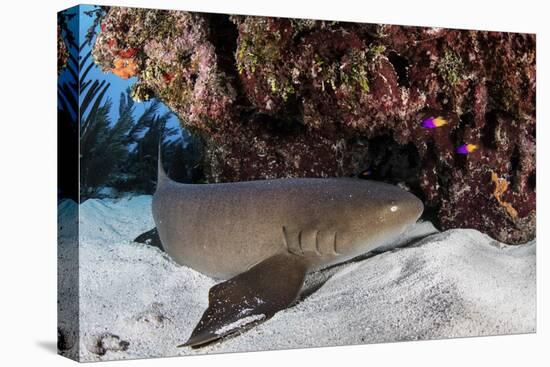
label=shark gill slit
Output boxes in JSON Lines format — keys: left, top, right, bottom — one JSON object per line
{"left": 282, "top": 226, "right": 290, "bottom": 253}
{"left": 314, "top": 230, "right": 321, "bottom": 256}
{"left": 282, "top": 226, "right": 298, "bottom": 255}
{"left": 333, "top": 232, "right": 340, "bottom": 255}
{"left": 298, "top": 230, "right": 305, "bottom": 255}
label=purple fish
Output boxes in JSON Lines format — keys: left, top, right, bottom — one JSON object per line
{"left": 422, "top": 116, "right": 448, "bottom": 129}
{"left": 456, "top": 144, "right": 478, "bottom": 155}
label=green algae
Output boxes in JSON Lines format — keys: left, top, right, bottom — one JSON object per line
{"left": 437, "top": 51, "right": 464, "bottom": 86}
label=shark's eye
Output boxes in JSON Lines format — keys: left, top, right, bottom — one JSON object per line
{"left": 390, "top": 205, "right": 398, "bottom": 212}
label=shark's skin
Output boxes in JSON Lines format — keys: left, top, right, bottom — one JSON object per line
{"left": 152, "top": 155, "right": 424, "bottom": 347}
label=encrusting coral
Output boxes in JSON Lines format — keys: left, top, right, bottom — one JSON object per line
{"left": 93, "top": 8, "right": 237, "bottom": 137}
{"left": 491, "top": 171, "right": 519, "bottom": 220}
{"left": 93, "top": 8, "right": 536, "bottom": 244}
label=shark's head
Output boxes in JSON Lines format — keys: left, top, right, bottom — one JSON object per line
{"left": 375, "top": 188, "right": 424, "bottom": 230}
{"left": 333, "top": 180, "right": 424, "bottom": 260}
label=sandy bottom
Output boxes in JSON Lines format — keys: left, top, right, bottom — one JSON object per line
{"left": 57, "top": 195, "right": 536, "bottom": 362}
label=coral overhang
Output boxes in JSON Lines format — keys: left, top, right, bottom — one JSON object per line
{"left": 93, "top": 8, "right": 536, "bottom": 244}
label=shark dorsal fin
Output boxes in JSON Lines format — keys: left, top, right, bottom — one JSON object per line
{"left": 157, "top": 142, "right": 169, "bottom": 189}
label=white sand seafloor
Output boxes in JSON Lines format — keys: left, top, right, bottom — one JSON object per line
{"left": 57, "top": 195, "right": 536, "bottom": 362}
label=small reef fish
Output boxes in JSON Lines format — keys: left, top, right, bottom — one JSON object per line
{"left": 421, "top": 116, "right": 448, "bottom": 129}
{"left": 359, "top": 169, "right": 372, "bottom": 178}
{"left": 456, "top": 144, "right": 478, "bottom": 155}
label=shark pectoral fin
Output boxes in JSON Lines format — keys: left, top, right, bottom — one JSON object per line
{"left": 179, "top": 253, "right": 308, "bottom": 348}
{"left": 133, "top": 227, "right": 164, "bottom": 251}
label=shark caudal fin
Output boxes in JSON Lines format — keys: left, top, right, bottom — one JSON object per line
{"left": 157, "top": 141, "right": 169, "bottom": 189}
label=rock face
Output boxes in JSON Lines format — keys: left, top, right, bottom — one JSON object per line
{"left": 93, "top": 8, "right": 536, "bottom": 244}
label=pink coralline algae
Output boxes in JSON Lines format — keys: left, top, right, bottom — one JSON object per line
{"left": 93, "top": 9, "right": 536, "bottom": 244}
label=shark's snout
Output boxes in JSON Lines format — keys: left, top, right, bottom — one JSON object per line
{"left": 403, "top": 194, "right": 424, "bottom": 223}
